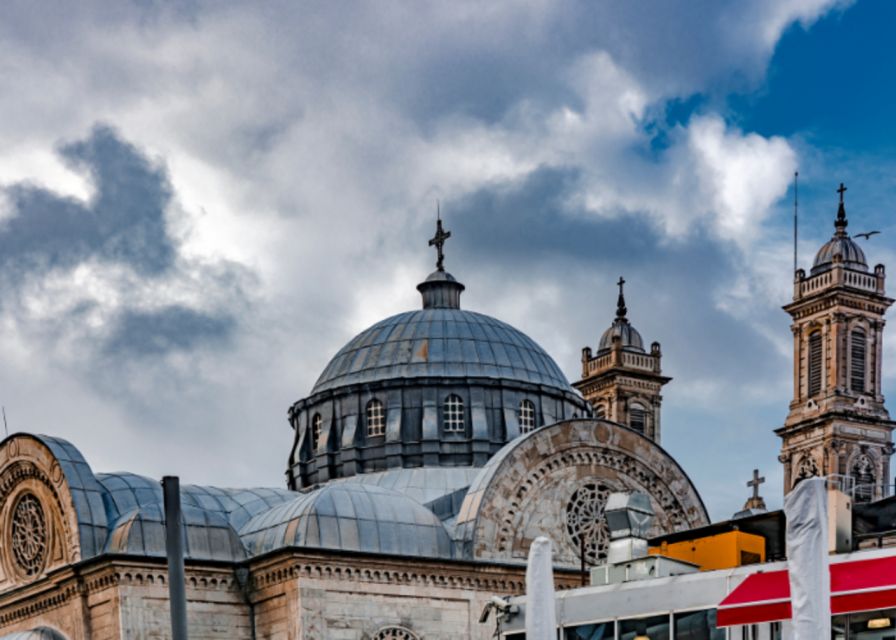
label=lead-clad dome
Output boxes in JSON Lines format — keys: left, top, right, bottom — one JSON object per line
{"left": 311, "top": 308, "right": 571, "bottom": 394}
{"left": 811, "top": 187, "right": 868, "bottom": 275}
{"left": 288, "top": 222, "right": 588, "bottom": 489}
{"left": 812, "top": 236, "right": 867, "bottom": 274}
{"left": 598, "top": 319, "right": 644, "bottom": 352}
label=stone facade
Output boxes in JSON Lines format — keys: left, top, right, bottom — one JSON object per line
{"left": 776, "top": 196, "right": 895, "bottom": 500}
{"left": 575, "top": 280, "right": 670, "bottom": 442}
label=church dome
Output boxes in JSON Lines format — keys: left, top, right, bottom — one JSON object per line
{"left": 811, "top": 186, "right": 868, "bottom": 275}
{"left": 598, "top": 319, "right": 644, "bottom": 353}
{"left": 812, "top": 236, "right": 867, "bottom": 274}
{"left": 288, "top": 220, "right": 588, "bottom": 489}
{"left": 311, "top": 307, "right": 571, "bottom": 394}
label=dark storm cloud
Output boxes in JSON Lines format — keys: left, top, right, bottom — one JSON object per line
{"left": 448, "top": 165, "right": 787, "bottom": 385}
{"left": 1, "top": 125, "right": 174, "bottom": 277}
{"left": 103, "top": 305, "right": 236, "bottom": 357}
{"left": 0, "top": 125, "right": 248, "bottom": 362}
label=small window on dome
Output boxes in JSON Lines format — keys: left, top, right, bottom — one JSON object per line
{"left": 443, "top": 394, "right": 465, "bottom": 433}
{"left": 367, "top": 399, "right": 385, "bottom": 437}
{"left": 310, "top": 413, "right": 322, "bottom": 451}
{"left": 519, "top": 399, "right": 536, "bottom": 433}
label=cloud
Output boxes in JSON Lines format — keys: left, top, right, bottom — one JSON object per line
{"left": 0, "top": 1, "right": 864, "bottom": 517}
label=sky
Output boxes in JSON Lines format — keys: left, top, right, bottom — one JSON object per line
{"left": 0, "top": 0, "right": 894, "bottom": 521}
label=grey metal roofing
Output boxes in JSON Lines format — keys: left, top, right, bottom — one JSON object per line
{"left": 239, "top": 483, "right": 454, "bottom": 558}
{"left": 311, "top": 308, "right": 572, "bottom": 394}
{"left": 331, "top": 467, "right": 481, "bottom": 506}
{"left": 812, "top": 234, "right": 868, "bottom": 274}
{"left": 97, "top": 472, "right": 296, "bottom": 561}
{"left": 30, "top": 434, "right": 109, "bottom": 559}
{"left": 0, "top": 629, "right": 68, "bottom": 640}
{"left": 598, "top": 318, "right": 644, "bottom": 353}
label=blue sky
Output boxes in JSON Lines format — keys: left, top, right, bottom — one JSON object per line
{"left": 0, "top": 1, "right": 892, "bottom": 520}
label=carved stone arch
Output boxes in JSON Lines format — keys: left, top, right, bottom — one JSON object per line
{"left": 0, "top": 434, "right": 105, "bottom": 591}
{"left": 457, "top": 419, "right": 708, "bottom": 568}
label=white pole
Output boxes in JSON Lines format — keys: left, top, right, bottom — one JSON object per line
{"left": 525, "top": 536, "right": 557, "bottom": 640}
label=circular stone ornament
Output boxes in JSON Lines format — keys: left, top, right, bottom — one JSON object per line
{"left": 11, "top": 493, "right": 48, "bottom": 577}
{"left": 565, "top": 482, "right": 612, "bottom": 564}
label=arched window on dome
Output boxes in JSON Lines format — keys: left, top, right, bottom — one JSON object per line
{"left": 367, "top": 399, "right": 385, "bottom": 437}
{"left": 629, "top": 402, "right": 647, "bottom": 434}
{"left": 808, "top": 331, "right": 823, "bottom": 397}
{"left": 310, "top": 413, "right": 322, "bottom": 451}
{"left": 851, "top": 328, "right": 867, "bottom": 394}
{"left": 443, "top": 394, "right": 465, "bottom": 433}
{"left": 518, "top": 399, "right": 536, "bottom": 433}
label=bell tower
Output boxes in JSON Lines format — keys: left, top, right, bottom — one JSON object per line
{"left": 575, "top": 277, "right": 671, "bottom": 442}
{"left": 776, "top": 184, "right": 895, "bottom": 500}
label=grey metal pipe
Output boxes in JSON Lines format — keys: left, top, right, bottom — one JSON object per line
{"left": 163, "top": 475, "right": 189, "bottom": 640}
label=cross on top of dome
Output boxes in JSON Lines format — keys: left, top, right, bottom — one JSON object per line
{"left": 428, "top": 209, "right": 451, "bottom": 272}
{"left": 835, "top": 182, "right": 848, "bottom": 234}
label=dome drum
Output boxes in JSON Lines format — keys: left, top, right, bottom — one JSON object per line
{"left": 289, "top": 377, "right": 585, "bottom": 489}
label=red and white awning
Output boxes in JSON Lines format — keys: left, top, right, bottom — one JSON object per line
{"left": 717, "top": 555, "right": 896, "bottom": 627}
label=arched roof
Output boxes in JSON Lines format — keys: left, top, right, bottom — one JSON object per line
{"left": 812, "top": 235, "right": 867, "bottom": 274}
{"left": 310, "top": 308, "right": 572, "bottom": 394}
{"left": 239, "top": 483, "right": 454, "bottom": 558}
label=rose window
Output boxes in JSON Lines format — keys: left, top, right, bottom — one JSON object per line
{"left": 372, "top": 627, "right": 419, "bottom": 640}
{"left": 565, "top": 483, "right": 611, "bottom": 565}
{"left": 11, "top": 493, "right": 48, "bottom": 577}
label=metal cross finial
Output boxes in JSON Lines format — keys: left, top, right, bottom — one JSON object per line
{"left": 837, "top": 182, "right": 847, "bottom": 204}
{"left": 615, "top": 276, "right": 627, "bottom": 319}
{"left": 747, "top": 468, "right": 765, "bottom": 500}
{"left": 429, "top": 212, "right": 451, "bottom": 272}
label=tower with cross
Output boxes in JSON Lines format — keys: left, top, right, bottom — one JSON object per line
{"left": 743, "top": 469, "right": 767, "bottom": 511}
{"left": 777, "top": 182, "right": 895, "bottom": 500}
{"left": 574, "top": 276, "right": 671, "bottom": 443}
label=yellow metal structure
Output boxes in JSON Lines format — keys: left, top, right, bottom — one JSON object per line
{"left": 649, "top": 530, "right": 766, "bottom": 571}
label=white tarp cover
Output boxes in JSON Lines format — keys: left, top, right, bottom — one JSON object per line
{"left": 525, "top": 536, "right": 557, "bottom": 640}
{"left": 784, "top": 477, "right": 830, "bottom": 640}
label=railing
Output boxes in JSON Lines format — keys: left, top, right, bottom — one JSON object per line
{"left": 798, "top": 268, "right": 879, "bottom": 298}
{"left": 585, "top": 351, "right": 658, "bottom": 375}
{"left": 826, "top": 474, "right": 892, "bottom": 503}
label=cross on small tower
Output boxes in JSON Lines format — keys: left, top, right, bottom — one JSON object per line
{"left": 429, "top": 212, "right": 451, "bottom": 272}
{"left": 747, "top": 468, "right": 765, "bottom": 500}
{"left": 615, "top": 276, "right": 627, "bottom": 319}
{"left": 837, "top": 182, "right": 848, "bottom": 204}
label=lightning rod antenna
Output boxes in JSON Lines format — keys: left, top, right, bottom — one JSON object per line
{"left": 793, "top": 171, "right": 799, "bottom": 274}
{"left": 2, "top": 407, "right": 7, "bottom": 438}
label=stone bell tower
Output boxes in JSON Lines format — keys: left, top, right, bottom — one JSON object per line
{"left": 575, "top": 277, "right": 671, "bottom": 443}
{"left": 776, "top": 184, "right": 895, "bottom": 500}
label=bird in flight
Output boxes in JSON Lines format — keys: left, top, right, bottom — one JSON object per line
{"left": 855, "top": 231, "right": 881, "bottom": 240}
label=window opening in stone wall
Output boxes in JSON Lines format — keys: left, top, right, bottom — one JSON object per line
{"left": 852, "top": 453, "right": 876, "bottom": 503}
{"left": 594, "top": 404, "right": 606, "bottom": 419}
{"left": 629, "top": 402, "right": 647, "bottom": 433}
{"left": 851, "top": 328, "right": 866, "bottom": 393}
{"left": 371, "top": 627, "right": 419, "bottom": 640}
{"left": 808, "top": 331, "right": 823, "bottom": 397}
{"left": 311, "top": 413, "right": 322, "bottom": 451}
{"left": 519, "top": 399, "right": 536, "bottom": 433}
{"left": 444, "top": 394, "right": 465, "bottom": 432}
{"left": 367, "top": 399, "right": 385, "bottom": 437}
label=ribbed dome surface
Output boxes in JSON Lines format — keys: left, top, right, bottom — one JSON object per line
{"left": 311, "top": 308, "right": 571, "bottom": 394}
{"left": 598, "top": 319, "right": 644, "bottom": 352}
{"left": 812, "top": 236, "right": 868, "bottom": 274}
